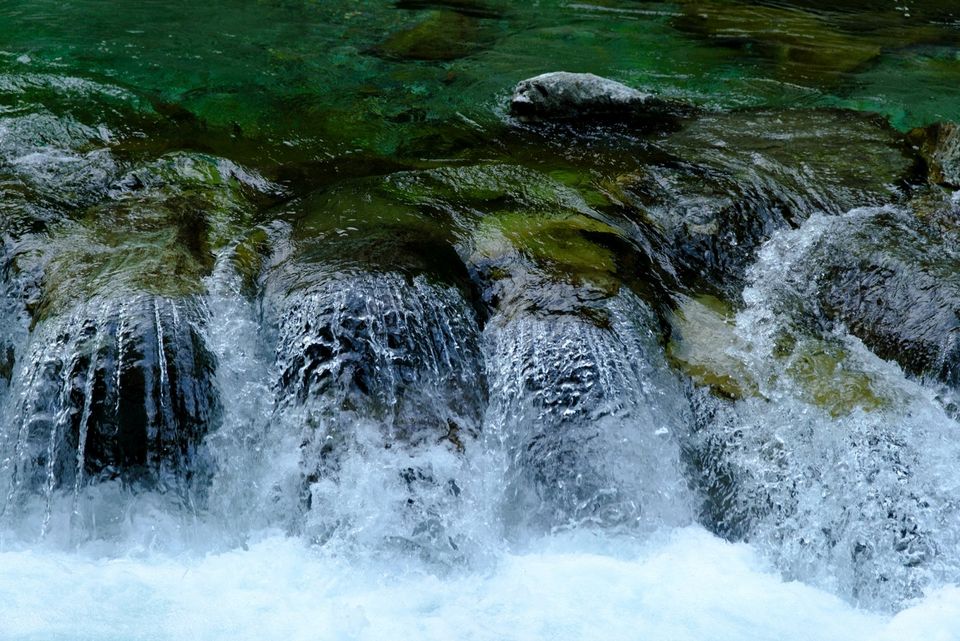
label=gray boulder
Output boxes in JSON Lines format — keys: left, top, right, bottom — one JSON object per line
{"left": 509, "top": 71, "right": 672, "bottom": 121}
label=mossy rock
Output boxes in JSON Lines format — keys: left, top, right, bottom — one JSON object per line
{"left": 473, "top": 210, "right": 624, "bottom": 294}
{"left": 26, "top": 153, "right": 268, "bottom": 321}
{"left": 35, "top": 198, "right": 213, "bottom": 320}
{"left": 384, "top": 163, "right": 595, "bottom": 216}
{"left": 374, "top": 10, "right": 491, "bottom": 61}
{"left": 908, "top": 121, "right": 960, "bottom": 189}
{"left": 667, "top": 295, "right": 758, "bottom": 400}
{"left": 284, "top": 178, "right": 465, "bottom": 285}
{"left": 783, "top": 337, "right": 890, "bottom": 417}
{"left": 668, "top": 295, "right": 893, "bottom": 415}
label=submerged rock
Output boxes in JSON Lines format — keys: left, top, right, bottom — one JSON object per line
{"left": 375, "top": 9, "right": 491, "bottom": 61}
{"left": 673, "top": 0, "right": 882, "bottom": 84}
{"left": 667, "top": 295, "right": 892, "bottom": 416}
{"left": 509, "top": 72, "right": 689, "bottom": 124}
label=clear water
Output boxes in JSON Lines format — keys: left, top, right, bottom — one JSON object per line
{"left": 1, "top": 0, "right": 959, "bottom": 638}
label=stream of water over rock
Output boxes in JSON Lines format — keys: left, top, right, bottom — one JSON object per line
{"left": 1, "top": 1, "right": 960, "bottom": 639}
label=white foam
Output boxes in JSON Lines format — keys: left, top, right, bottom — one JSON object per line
{"left": 2, "top": 526, "right": 956, "bottom": 641}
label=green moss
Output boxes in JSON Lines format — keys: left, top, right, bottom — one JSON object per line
{"left": 385, "top": 164, "right": 593, "bottom": 215}
{"left": 31, "top": 153, "right": 265, "bottom": 320}
{"left": 474, "top": 211, "right": 624, "bottom": 292}
{"left": 784, "top": 339, "right": 891, "bottom": 417}
{"left": 668, "top": 296, "right": 894, "bottom": 415}
{"left": 667, "top": 295, "right": 759, "bottom": 400}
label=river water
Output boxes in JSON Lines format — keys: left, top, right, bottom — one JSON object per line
{"left": 1, "top": 1, "right": 959, "bottom": 639}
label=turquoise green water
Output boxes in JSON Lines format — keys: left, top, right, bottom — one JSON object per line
{"left": 2, "top": 0, "right": 957, "bottom": 171}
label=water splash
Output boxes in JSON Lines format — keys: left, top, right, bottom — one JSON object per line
{"left": 0, "top": 294, "right": 219, "bottom": 545}
{"left": 484, "top": 291, "right": 693, "bottom": 537}
{"left": 261, "top": 264, "right": 489, "bottom": 560}
{"left": 684, "top": 209, "right": 960, "bottom": 610}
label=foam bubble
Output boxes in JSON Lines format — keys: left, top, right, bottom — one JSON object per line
{"left": 3, "top": 526, "right": 955, "bottom": 641}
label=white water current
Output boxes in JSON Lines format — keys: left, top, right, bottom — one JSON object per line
{"left": 0, "top": 114, "right": 958, "bottom": 640}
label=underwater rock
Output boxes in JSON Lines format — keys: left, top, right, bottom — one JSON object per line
{"left": 375, "top": 10, "right": 489, "bottom": 61}
{"left": 612, "top": 108, "right": 916, "bottom": 294}
{"left": 909, "top": 121, "right": 960, "bottom": 189}
{"left": 0, "top": 112, "right": 121, "bottom": 210}
{"left": 667, "top": 295, "right": 891, "bottom": 416}
{"left": 673, "top": 0, "right": 882, "bottom": 84}
{"left": 509, "top": 72, "right": 689, "bottom": 124}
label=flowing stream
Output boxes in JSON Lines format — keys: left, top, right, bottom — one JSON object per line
{"left": 1, "top": 1, "right": 960, "bottom": 639}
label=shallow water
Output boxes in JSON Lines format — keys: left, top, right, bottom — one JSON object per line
{"left": 1, "top": 0, "right": 960, "bottom": 638}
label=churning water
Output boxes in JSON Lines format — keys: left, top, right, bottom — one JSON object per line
{"left": 2, "top": 0, "right": 960, "bottom": 638}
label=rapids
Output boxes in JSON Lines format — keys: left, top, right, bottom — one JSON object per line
{"left": 1, "top": 0, "right": 960, "bottom": 639}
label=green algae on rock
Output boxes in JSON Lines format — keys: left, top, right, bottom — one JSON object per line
{"left": 667, "top": 295, "right": 757, "bottom": 400}
{"left": 667, "top": 295, "right": 893, "bottom": 416}
{"left": 22, "top": 153, "right": 272, "bottom": 322}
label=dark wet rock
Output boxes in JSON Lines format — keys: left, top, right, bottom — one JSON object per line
{"left": 741, "top": 206, "right": 960, "bottom": 387}
{"left": 908, "top": 121, "right": 960, "bottom": 189}
{"left": 509, "top": 71, "right": 689, "bottom": 124}
{"left": 1, "top": 295, "right": 219, "bottom": 497}
{"left": 612, "top": 108, "right": 917, "bottom": 295}
{"left": 816, "top": 210, "right": 960, "bottom": 385}
{"left": 254, "top": 185, "right": 486, "bottom": 551}
{"left": 379, "top": 164, "right": 692, "bottom": 532}
{"left": 264, "top": 180, "right": 484, "bottom": 442}
{"left": 0, "top": 151, "right": 271, "bottom": 504}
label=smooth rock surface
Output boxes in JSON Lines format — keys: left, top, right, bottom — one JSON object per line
{"left": 510, "top": 72, "right": 658, "bottom": 121}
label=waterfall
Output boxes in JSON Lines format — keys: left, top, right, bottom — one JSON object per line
{"left": 484, "top": 291, "right": 693, "bottom": 537}
{"left": 0, "top": 294, "right": 219, "bottom": 545}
